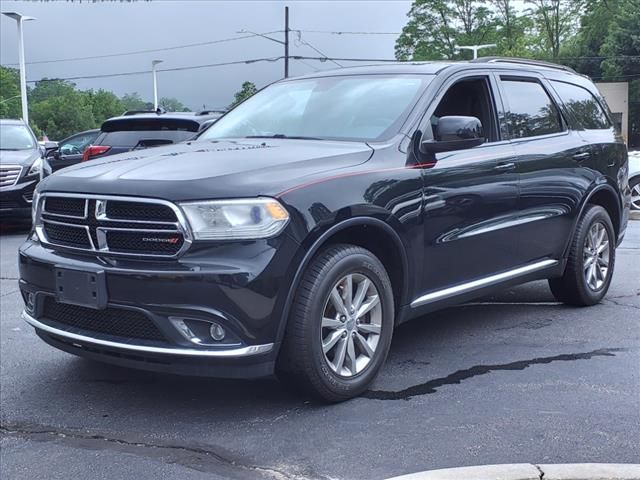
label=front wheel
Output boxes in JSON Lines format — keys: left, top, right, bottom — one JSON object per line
{"left": 276, "top": 244, "right": 394, "bottom": 402}
{"left": 549, "top": 205, "right": 615, "bottom": 306}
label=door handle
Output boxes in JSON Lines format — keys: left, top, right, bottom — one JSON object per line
{"left": 573, "top": 151, "right": 591, "bottom": 162}
{"left": 494, "top": 162, "right": 516, "bottom": 171}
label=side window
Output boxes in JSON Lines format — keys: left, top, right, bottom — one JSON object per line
{"left": 550, "top": 80, "right": 611, "bottom": 129}
{"left": 501, "top": 79, "right": 564, "bottom": 139}
{"left": 431, "top": 77, "right": 498, "bottom": 142}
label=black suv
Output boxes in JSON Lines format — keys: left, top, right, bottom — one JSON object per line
{"left": 19, "top": 59, "right": 631, "bottom": 402}
{"left": 80, "top": 110, "right": 223, "bottom": 162}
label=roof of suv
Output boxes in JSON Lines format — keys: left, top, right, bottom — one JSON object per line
{"left": 290, "top": 57, "right": 581, "bottom": 80}
{"left": 100, "top": 110, "right": 223, "bottom": 133}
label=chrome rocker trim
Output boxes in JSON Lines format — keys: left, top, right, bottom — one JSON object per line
{"left": 22, "top": 311, "right": 274, "bottom": 358}
{"left": 411, "top": 259, "right": 559, "bottom": 308}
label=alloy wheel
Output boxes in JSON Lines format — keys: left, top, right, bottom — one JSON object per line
{"left": 583, "top": 221, "right": 610, "bottom": 291}
{"left": 321, "top": 273, "right": 382, "bottom": 377}
{"left": 631, "top": 183, "right": 640, "bottom": 211}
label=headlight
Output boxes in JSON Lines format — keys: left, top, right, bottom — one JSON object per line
{"left": 27, "top": 157, "right": 43, "bottom": 178}
{"left": 31, "top": 191, "right": 40, "bottom": 225}
{"left": 179, "top": 198, "right": 290, "bottom": 240}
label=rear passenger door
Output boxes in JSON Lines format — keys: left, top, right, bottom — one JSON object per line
{"left": 496, "top": 73, "right": 589, "bottom": 264}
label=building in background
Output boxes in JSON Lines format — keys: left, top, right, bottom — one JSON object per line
{"left": 596, "top": 82, "right": 629, "bottom": 145}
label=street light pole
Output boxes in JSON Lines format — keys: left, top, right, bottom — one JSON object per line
{"left": 455, "top": 44, "right": 497, "bottom": 60}
{"left": 2, "top": 11, "right": 36, "bottom": 124}
{"left": 151, "top": 60, "right": 163, "bottom": 110}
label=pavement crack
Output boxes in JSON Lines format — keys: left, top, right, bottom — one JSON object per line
{"left": 604, "top": 298, "right": 640, "bottom": 309}
{"left": 0, "top": 423, "right": 322, "bottom": 479}
{"left": 364, "top": 348, "right": 625, "bottom": 401}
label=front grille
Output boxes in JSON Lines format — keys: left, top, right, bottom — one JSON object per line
{"left": 44, "top": 222, "right": 91, "bottom": 248}
{"left": 106, "top": 230, "right": 184, "bottom": 255}
{"left": 44, "top": 196, "right": 86, "bottom": 217}
{"left": 42, "top": 297, "right": 166, "bottom": 342}
{"left": 106, "top": 201, "right": 177, "bottom": 222}
{"left": 36, "top": 194, "right": 189, "bottom": 257}
{"left": 0, "top": 165, "right": 22, "bottom": 188}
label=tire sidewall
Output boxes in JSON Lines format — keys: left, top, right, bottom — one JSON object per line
{"left": 306, "top": 251, "right": 394, "bottom": 398}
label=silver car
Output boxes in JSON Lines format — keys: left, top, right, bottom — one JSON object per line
{"left": 629, "top": 150, "right": 640, "bottom": 212}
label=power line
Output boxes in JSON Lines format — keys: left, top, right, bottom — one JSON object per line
{"left": 294, "top": 31, "right": 343, "bottom": 68}
{"left": 25, "top": 57, "right": 285, "bottom": 83}
{"left": 293, "top": 29, "right": 402, "bottom": 35}
{"left": 4, "top": 31, "right": 284, "bottom": 66}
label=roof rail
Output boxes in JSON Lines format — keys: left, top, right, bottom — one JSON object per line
{"left": 197, "top": 109, "right": 226, "bottom": 116}
{"left": 471, "top": 56, "right": 576, "bottom": 73}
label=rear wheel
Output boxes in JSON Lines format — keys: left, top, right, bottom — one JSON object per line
{"left": 549, "top": 205, "right": 615, "bottom": 306}
{"left": 276, "top": 244, "right": 394, "bottom": 402}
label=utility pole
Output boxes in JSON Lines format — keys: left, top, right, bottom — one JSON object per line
{"left": 284, "top": 6, "right": 289, "bottom": 78}
{"left": 455, "top": 44, "right": 497, "bottom": 60}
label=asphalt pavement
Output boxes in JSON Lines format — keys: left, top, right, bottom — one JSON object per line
{"left": 1, "top": 221, "right": 639, "bottom": 480}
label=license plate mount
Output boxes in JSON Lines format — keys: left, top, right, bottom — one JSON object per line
{"left": 54, "top": 267, "right": 107, "bottom": 309}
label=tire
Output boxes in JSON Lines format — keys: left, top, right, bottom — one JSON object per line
{"left": 549, "top": 205, "right": 615, "bottom": 306}
{"left": 276, "top": 244, "right": 394, "bottom": 402}
{"left": 630, "top": 176, "right": 640, "bottom": 212}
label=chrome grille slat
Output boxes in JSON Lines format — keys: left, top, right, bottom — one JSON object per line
{"left": 0, "top": 165, "right": 23, "bottom": 188}
{"left": 35, "top": 193, "right": 192, "bottom": 258}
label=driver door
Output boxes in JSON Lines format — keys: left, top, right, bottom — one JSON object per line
{"left": 417, "top": 73, "right": 521, "bottom": 299}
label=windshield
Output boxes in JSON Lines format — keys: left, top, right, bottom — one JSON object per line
{"left": 0, "top": 124, "right": 37, "bottom": 150}
{"left": 200, "top": 75, "right": 431, "bottom": 142}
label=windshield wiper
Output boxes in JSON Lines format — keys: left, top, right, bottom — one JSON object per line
{"left": 245, "top": 134, "right": 323, "bottom": 140}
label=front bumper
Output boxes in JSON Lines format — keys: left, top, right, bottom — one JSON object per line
{"left": 18, "top": 234, "right": 301, "bottom": 378}
{"left": 0, "top": 179, "right": 37, "bottom": 219}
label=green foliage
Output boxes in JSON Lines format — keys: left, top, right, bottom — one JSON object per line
{"left": 159, "top": 97, "right": 188, "bottom": 112}
{"left": 0, "top": 67, "right": 22, "bottom": 119}
{"left": 228, "top": 81, "right": 257, "bottom": 109}
{"left": 30, "top": 92, "right": 96, "bottom": 140}
{"left": 120, "top": 92, "right": 152, "bottom": 111}
{"left": 86, "top": 89, "right": 125, "bottom": 123}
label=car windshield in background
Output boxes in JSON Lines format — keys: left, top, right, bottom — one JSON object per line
{"left": 200, "top": 75, "right": 432, "bottom": 142}
{"left": 0, "top": 124, "right": 36, "bottom": 150}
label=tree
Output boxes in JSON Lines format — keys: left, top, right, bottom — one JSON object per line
{"left": 228, "top": 81, "right": 257, "bottom": 109}
{"left": 87, "top": 89, "right": 125, "bottom": 123}
{"left": 120, "top": 92, "right": 152, "bottom": 111}
{"left": 29, "top": 79, "right": 77, "bottom": 104}
{"left": 159, "top": 97, "right": 188, "bottom": 112}
{"left": 491, "top": 0, "right": 535, "bottom": 57}
{"left": 30, "top": 92, "right": 95, "bottom": 140}
{"left": 0, "top": 66, "right": 21, "bottom": 119}
{"left": 525, "top": 0, "right": 584, "bottom": 60}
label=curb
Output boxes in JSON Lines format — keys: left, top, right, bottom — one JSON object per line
{"left": 386, "top": 463, "right": 640, "bottom": 480}
{"left": 630, "top": 211, "right": 640, "bottom": 221}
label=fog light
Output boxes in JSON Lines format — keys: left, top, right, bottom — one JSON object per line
{"left": 209, "top": 322, "right": 226, "bottom": 341}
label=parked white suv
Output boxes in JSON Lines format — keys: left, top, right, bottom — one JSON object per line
{"left": 629, "top": 150, "right": 640, "bottom": 212}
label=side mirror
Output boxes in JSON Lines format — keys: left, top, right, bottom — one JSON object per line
{"left": 44, "top": 141, "right": 59, "bottom": 157}
{"left": 421, "top": 116, "right": 485, "bottom": 153}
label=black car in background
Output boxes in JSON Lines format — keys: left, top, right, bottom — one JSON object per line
{"left": 81, "top": 110, "right": 223, "bottom": 162}
{"left": 0, "top": 119, "right": 53, "bottom": 220}
{"left": 19, "top": 59, "right": 630, "bottom": 401}
{"left": 46, "top": 129, "right": 100, "bottom": 172}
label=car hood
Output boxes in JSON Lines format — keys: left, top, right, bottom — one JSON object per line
{"left": 0, "top": 148, "right": 41, "bottom": 166}
{"left": 39, "top": 138, "right": 374, "bottom": 200}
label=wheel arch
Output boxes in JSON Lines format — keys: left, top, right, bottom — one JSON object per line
{"left": 566, "top": 183, "right": 622, "bottom": 259}
{"left": 274, "top": 217, "right": 410, "bottom": 348}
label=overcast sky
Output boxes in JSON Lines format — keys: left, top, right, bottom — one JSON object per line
{"left": 0, "top": 0, "right": 416, "bottom": 110}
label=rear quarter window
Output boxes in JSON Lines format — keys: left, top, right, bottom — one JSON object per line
{"left": 550, "top": 80, "right": 612, "bottom": 130}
